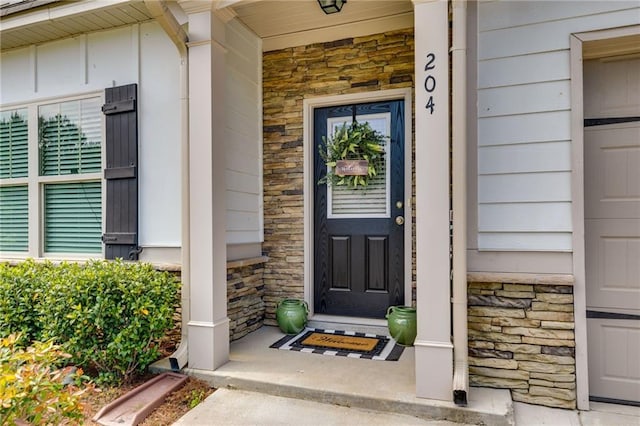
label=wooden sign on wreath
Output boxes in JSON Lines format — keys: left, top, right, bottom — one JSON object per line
{"left": 317, "top": 121, "right": 387, "bottom": 189}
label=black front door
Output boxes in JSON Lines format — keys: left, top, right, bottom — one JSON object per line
{"left": 314, "top": 100, "right": 405, "bottom": 318}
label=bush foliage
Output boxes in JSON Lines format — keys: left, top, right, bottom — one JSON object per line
{"left": 0, "top": 334, "right": 92, "bottom": 425}
{"left": 0, "top": 259, "right": 180, "bottom": 385}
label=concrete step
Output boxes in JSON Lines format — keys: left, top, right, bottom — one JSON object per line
{"left": 174, "top": 388, "right": 476, "bottom": 426}
{"left": 179, "top": 326, "right": 514, "bottom": 425}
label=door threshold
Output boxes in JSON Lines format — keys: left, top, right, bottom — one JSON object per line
{"left": 308, "top": 314, "right": 389, "bottom": 336}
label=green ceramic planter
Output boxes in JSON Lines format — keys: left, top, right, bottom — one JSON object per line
{"left": 386, "top": 305, "right": 417, "bottom": 346}
{"left": 276, "top": 299, "right": 309, "bottom": 335}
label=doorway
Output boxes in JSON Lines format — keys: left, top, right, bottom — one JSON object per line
{"left": 583, "top": 54, "right": 640, "bottom": 405}
{"left": 313, "top": 100, "right": 405, "bottom": 318}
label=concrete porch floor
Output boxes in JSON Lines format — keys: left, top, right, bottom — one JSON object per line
{"left": 178, "top": 325, "right": 514, "bottom": 425}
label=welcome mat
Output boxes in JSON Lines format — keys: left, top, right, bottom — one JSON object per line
{"left": 270, "top": 328, "right": 405, "bottom": 361}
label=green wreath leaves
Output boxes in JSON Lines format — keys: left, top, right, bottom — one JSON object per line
{"left": 317, "top": 121, "right": 387, "bottom": 189}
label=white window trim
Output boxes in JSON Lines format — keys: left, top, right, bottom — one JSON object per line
{"left": 0, "top": 91, "right": 105, "bottom": 260}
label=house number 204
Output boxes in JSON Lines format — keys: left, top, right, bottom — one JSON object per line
{"left": 424, "top": 53, "right": 436, "bottom": 114}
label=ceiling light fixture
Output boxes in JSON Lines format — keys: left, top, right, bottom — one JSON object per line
{"left": 317, "top": 0, "right": 346, "bottom": 15}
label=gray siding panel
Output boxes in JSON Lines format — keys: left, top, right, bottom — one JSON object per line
{"left": 475, "top": 1, "right": 640, "bottom": 252}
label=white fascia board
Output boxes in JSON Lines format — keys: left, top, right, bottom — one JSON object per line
{"left": 0, "top": 0, "right": 132, "bottom": 31}
{"left": 48, "top": 0, "right": 132, "bottom": 20}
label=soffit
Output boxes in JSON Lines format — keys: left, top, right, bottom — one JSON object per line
{"left": 583, "top": 33, "right": 640, "bottom": 60}
{"left": 0, "top": 0, "right": 153, "bottom": 51}
{"left": 1, "top": 0, "right": 415, "bottom": 52}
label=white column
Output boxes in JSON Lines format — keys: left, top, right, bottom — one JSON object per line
{"left": 413, "top": 0, "right": 453, "bottom": 401}
{"left": 186, "top": 9, "right": 229, "bottom": 371}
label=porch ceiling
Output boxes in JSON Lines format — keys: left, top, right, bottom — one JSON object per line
{"left": 231, "top": 0, "right": 412, "bottom": 38}
{"left": 228, "top": 0, "right": 413, "bottom": 51}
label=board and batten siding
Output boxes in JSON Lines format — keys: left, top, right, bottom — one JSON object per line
{"left": 0, "top": 22, "right": 182, "bottom": 253}
{"left": 225, "top": 19, "right": 264, "bottom": 247}
{"left": 476, "top": 0, "right": 640, "bottom": 251}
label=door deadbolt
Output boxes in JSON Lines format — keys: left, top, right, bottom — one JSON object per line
{"left": 395, "top": 216, "right": 405, "bottom": 226}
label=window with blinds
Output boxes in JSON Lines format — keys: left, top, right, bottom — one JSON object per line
{"left": 0, "top": 109, "right": 28, "bottom": 179}
{"left": 0, "top": 96, "right": 104, "bottom": 257}
{"left": 327, "top": 114, "right": 391, "bottom": 219}
{"left": 37, "top": 97, "right": 103, "bottom": 254}
{"left": 0, "top": 185, "right": 28, "bottom": 252}
{"left": 0, "top": 108, "right": 29, "bottom": 252}
{"left": 44, "top": 182, "right": 102, "bottom": 253}
{"left": 39, "top": 98, "right": 102, "bottom": 176}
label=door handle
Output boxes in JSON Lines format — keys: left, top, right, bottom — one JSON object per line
{"left": 395, "top": 216, "right": 405, "bottom": 226}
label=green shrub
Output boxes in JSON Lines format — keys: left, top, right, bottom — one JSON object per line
{"left": 0, "top": 334, "right": 92, "bottom": 426}
{"left": 0, "top": 260, "right": 51, "bottom": 343}
{"left": 0, "top": 259, "right": 180, "bottom": 385}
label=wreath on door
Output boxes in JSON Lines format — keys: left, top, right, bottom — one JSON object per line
{"left": 317, "top": 121, "right": 387, "bottom": 189}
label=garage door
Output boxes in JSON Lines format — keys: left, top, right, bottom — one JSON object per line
{"left": 584, "top": 56, "right": 640, "bottom": 405}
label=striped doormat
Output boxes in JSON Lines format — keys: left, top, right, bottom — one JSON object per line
{"left": 270, "top": 328, "right": 405, "bottom": 361}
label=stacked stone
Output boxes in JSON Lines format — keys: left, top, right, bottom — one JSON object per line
{"left": 262, "top": 29, "right": 416, "bottom": 324}
{"left": 227, "top": 262, "right": 266, "bottom": 341}
{"left": 467, "top": 281, "right": 576, "bottom": 409}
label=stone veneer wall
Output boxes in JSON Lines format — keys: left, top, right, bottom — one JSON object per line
{"left": 468, "top": 280, "right": 576, "bottom": 409}
{"left": 147, "top": 261, "right": 266, "bottom": 346}
{"left": 227, "top": 259, "right": 267, "bottom": 341}
{"left": 262, "top": 28, "right": 416, "bottom": 325}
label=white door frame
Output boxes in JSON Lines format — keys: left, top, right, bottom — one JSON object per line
{"left": 570, "top": 24, "right": 640, "bottom": 411}
{"left": 302, "top": 88, "right": 413, "bottom": 323}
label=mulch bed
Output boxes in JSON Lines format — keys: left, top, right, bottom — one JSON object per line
{"left": 82, "top": 310, "right": 214, "bottom": 425}
{"left": 83, "top": 374, "right": 214, "bottom": 426}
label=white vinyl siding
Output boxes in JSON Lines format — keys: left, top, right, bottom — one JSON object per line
{"left": 478, "top": 3, "right": 639, "bottom": 58}
{"left": 138, "top": 24, "right": 181, "bottom": 248}
{"left": 225, "top": 19, "right": 263, "bottom": 245}
{"left": 476, "top": 0, "right": 640, "bottom": 251}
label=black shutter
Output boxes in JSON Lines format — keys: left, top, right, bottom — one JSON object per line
{"left": 102, "top": 84, "right": 140, "bottom": 260}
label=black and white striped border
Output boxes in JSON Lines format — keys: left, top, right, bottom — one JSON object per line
{"left": 270, "top": 328, "right": 405, "bottom": 361}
